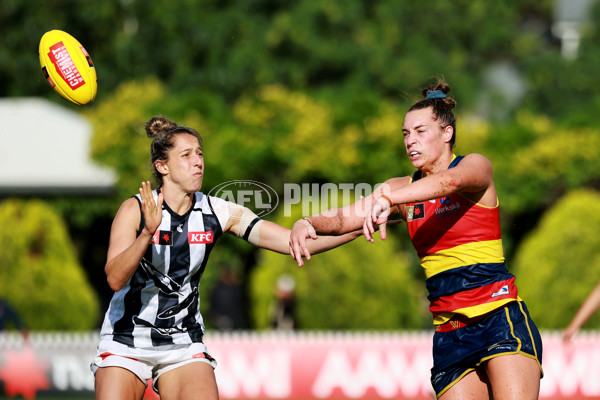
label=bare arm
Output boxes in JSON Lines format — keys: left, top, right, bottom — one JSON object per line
{"left": 388, "top": 154, "right": 493, "bottom": 204}
{"left": 105, "top": 182, "right": 164, "bottom": 291}
{"left": 254, "top": 220, "right": 362, "bottom": 267}
{"left": 223, "top": 203, "right": 362, "bottom": 267}
{"left": 364, "top": 154, "right": 495, "bottom": 241}
{"left": 288, "top": 179, "right": 407, "bottom": 265}
{"left": 563, "top": 281, "right": 600, "bottom": 342}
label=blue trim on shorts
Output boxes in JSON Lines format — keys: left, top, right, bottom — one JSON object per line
{"left": 430, "top": 301, "right": 543, "bottom": 397}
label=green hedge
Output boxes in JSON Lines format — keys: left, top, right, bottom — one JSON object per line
{"left": 513, "top": 189, "right": 600, "bottom": 330}
{"left": 0, "top": 199, "right": 99, "bottom": 330}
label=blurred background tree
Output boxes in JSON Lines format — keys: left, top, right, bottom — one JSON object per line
{"left": 0, "top": 199, "right": 99, "bottom": 330}
{"left": 513, "top": 189, "right": 600, "bottom": 330}
{"left": 1, "top": 0, "right": 600, "bottom": 331}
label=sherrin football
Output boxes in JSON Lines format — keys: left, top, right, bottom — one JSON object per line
{"left": 39, "top": 30, "right": 97, "bottom": 105}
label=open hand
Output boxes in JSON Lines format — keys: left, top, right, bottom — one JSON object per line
{"left": 139, "top": 181, "right": 164, "bottom": 236}
{"left": 289, "top": 219, "right": 318, "bottom": 267}
{"left": 363, "top": 197, "right": 391, "bottom": 242}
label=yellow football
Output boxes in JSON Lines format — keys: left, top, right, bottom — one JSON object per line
{"left": 39, "top": 30, "right": 97, "bottom": 105}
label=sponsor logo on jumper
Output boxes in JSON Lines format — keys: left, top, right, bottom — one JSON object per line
{"left": 48, "top": 41, "right": 85, "bottom": 89}
{"left": 151, "top": 230, "right": 173, "bottom": 245}
{"left": 435, "top": 201, "right": 461, "bottom": 217}
{"left": 188, "top": 231, "right": 214, "bottom": 244}
{"left": 491, "top": 284, "right": 510, "bottom": 298}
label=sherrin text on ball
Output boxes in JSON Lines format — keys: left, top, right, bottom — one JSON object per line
{"left": 39, "top": 30, "right": 97, "bottom": 105}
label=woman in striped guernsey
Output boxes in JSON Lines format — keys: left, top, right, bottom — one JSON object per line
{"left": 91, "top": 116, "right": 361, "bottom": 400}
{"left": 290, "top": 80, "right": 543, "bottom": 399}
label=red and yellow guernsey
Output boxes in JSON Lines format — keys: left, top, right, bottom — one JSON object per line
{"left": 405, "top": 155, "right": 518, "bottom": 328}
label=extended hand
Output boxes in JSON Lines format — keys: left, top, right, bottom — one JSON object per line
{"left": 139, "top": 181, "right": 164, "bottom": 236}
{"left": 363, "top": 197, "right": 391, "bottom": 242}
{"left": 289, "top": 219, "right": 318, "bottom": 267}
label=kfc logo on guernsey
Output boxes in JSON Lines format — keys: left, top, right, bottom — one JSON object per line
{"left": 48, "top": 41, "right": 85, "bottom": 90}
{"left": 151, "top": 231, "right": 214, "bottom": 245}
{"left": 188, "top": 232, "right": 214, "bottom": 244}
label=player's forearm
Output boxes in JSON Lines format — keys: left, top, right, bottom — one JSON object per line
{"left": 387, "top": 173, "right": 459, "bottom": 205}
{"left": 105, "top": 231, "right": 153, "bottom": 291}
{"left": 306, "top": 229, "right": 362, "bottom": 254}
{"left": 305, "top": 202, "right": 367, "bottom": 235}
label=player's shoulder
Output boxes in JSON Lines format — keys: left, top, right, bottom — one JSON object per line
{"left": 112, "top": 196, "right": 142, "bottom": 227}
{"left": 459, "top": 153, "right": 493, "bottom": 170}
{"left": 203, "top": 193, "right": 233, "bottom": 212}
{"left": 462, "top": 153, "right": 491, "bottom": 164}
{"left": 120, "top": 196, "right": 141, "bottom": 212}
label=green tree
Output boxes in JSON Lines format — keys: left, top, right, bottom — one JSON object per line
{"left": 512, "top": 189, "right": 600, "bottom": 330}
{"left": 0, "top": 199, "right": 99, "bottom": 330}
{"left": 2, "top": 0, "right": 552, "bottom": 107}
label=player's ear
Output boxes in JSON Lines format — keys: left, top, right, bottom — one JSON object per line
{"left": 155, "top": 160, "right": 168, "bottom": 175}
{"left": 443, "top": 125, "right": 454, "bottom": 143}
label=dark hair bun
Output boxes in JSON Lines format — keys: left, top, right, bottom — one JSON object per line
{"left": 421, "top": 80, "right": 457, "bottom": 109}
{"left": 145, "top": 116, "right": 178, "bottom": 138}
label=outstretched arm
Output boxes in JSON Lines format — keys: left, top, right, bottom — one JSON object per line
{"left": 224, "top": 203, "right": 362, "bottom": 267}
{"left": 289, "top": 181, "right": 407, "bottom": 265}
{"left": 255, "top": 220, "right": 362, "bottom": 266}
{"left": 563, "top": 281, "right": 600, "bottom": 342}
{"left": 364, "top": 154, "right": 495, "bottom": 241}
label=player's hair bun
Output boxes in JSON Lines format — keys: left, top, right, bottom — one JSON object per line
{"left": 145, "top": 116, "right": 178, "bottom": 138}
{"left": 421, "top": 81, "right": 457, "bottom": 110}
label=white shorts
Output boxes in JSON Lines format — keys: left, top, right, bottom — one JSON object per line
{"left": 90, "top": 339, "right": 217, "bottom": 393}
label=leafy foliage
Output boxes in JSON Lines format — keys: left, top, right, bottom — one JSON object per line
{"left": 4, "top": 0, "right": 600, "bottom": 331}
{"left": 0, "top": 199, "right": 99, "bottom": 330}
{"left": 512, "top": 189, "right": 600, "bottom": 329}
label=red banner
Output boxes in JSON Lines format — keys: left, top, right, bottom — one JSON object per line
{"left": 0, "top": 331, "right": 599, "bottom": 399}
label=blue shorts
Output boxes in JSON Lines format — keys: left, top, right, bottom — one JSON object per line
{"left": 430, "top": 301, "right": 543, "bottom": 397}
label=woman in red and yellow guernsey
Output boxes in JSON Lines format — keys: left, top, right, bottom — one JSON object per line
{"left": 289, "top": 79, "right": 543, "bottom": 399}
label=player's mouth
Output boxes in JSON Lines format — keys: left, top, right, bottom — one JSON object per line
{"left": 408, "top": 151, "right": 420, "bottom": 160}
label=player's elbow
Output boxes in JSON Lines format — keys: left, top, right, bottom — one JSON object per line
{"left": 440, "top": 173, "right": 474, "bottom": 195}
{"left": 106, "top": 276, "right": 125, "bottom": 292}
{"left": 328, "top": 211, "right": 349, "bottom": 235}
{"left": 105, "top": 266, "right": 126, "bottom": 292}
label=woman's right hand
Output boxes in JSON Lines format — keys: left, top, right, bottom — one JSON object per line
{"left": 139, "top": 181, "right": 164, "bottom": 236}
{"left": 289, "top": 218, "right": 318, "bottom": 267}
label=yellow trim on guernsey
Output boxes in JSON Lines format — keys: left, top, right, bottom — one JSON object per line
{"left": 433, "top": 298, "right": 516, "bottom": 325}
{"left": 421, "top": 239, "right": 505, "bottom": 279}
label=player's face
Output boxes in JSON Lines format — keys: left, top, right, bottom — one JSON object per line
{"left": 402, "top": 107, "right": 451, "bottom": 174}
{"left": 165, "top": 133, "right": 204, "bottom": 192}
